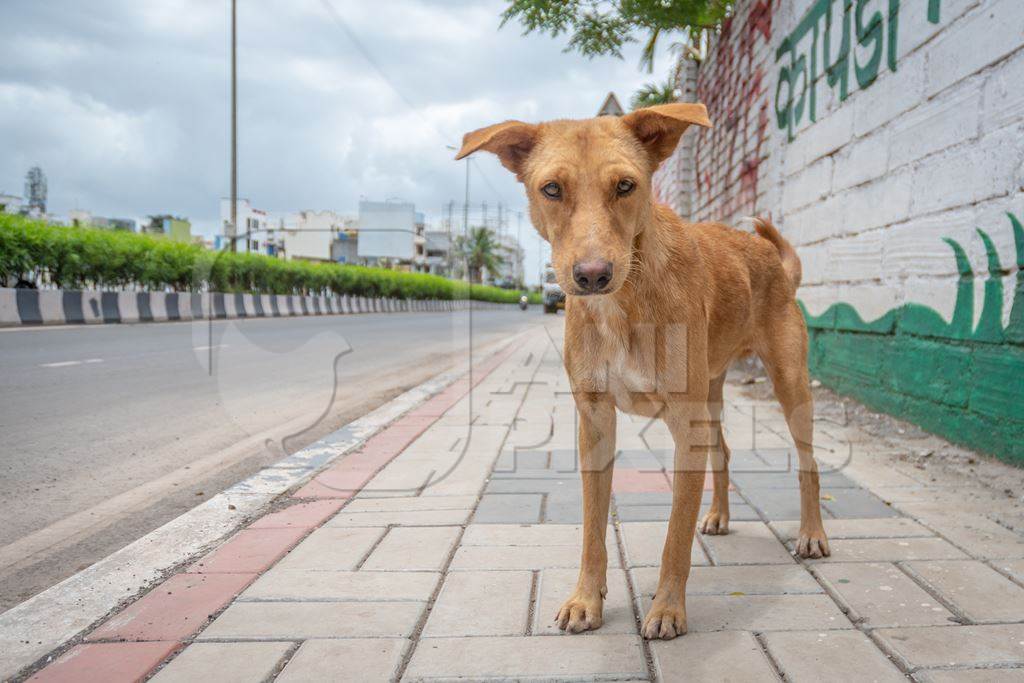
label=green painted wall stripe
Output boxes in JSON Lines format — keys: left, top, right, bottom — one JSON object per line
{"left": 801, "top": 212, "right": 1024, "bottom": 466}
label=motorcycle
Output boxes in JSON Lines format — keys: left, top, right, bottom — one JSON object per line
{"left": 519, "top": 295, "right": 529, "bottom": 311}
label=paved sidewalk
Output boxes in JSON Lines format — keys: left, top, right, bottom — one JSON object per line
{"left": 23, "top": 322, "right": 1024, "bottom": 681}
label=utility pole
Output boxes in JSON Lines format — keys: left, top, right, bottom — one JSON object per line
{"left": 462, "top": 160, "right": 470, "bottom": 234}
{"left": 230, "top": 0, "right": 238, "bottom": 252}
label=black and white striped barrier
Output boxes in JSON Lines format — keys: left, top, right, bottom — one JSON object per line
{"left": 0, "top": 288, "right": 510, "bottom": 326}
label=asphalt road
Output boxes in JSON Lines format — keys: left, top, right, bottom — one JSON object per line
{"left": 0, "top": 308, "right": 548, "bottom": 610}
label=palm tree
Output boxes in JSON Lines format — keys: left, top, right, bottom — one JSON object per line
{"left": 631, "top": 78, "right": 678, "bottom": 110}
{"left": 455, "top": 227, "right": 504, "bottom": 284}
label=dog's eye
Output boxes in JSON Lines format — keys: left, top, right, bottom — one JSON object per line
{"left": 616, "top": 179, "right": 636, "bottom": 197}
{"left": 540, "top": 182, "right": 561, "bottom": 200}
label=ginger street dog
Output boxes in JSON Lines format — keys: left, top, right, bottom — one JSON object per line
{"left": 456, "top": 103, "right": 829, "bottom": 640}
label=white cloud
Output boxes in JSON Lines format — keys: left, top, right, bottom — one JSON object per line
{"left": 0, "top": 0, "right": 676, "bottom": 282}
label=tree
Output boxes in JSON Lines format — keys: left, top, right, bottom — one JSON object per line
{"left": 501, "top": 0, "right": 733, "bottom": 73}
{"left": 630, "top": 78, "right": 678, "bottom": 110}
{"left": 455, "top": 227, "right": 505, "bottom": 284}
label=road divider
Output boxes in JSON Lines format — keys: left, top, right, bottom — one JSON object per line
{"left": 0, "top": 287, "right": 513, "bottom": 327}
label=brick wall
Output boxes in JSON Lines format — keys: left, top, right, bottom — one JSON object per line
{"left": 654, "top": 0, "right": 1024, "bottom": 463}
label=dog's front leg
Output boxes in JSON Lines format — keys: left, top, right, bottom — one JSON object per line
{"left": 643, "top": 399, "right": 712, "bottom": 639}
{"left": 556, "top": 392, "right": 615, "bottom": 633}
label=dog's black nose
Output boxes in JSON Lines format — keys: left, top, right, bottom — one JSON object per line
{"left": 572, "top": 260, "right": 613, "bottom": 293}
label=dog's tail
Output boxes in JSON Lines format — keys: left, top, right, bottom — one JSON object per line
{"left": 751, "top": 217, "right": 802, "bottom": 291}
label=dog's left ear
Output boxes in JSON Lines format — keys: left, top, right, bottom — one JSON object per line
{"left": 622, "top": 103, "right": 713, "bottom": 166}
{"left": 455, "top": 120, "right": 538, "bottom": 179}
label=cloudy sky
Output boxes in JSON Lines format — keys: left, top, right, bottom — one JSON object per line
{"left": 1, "top": 0, "right": 673, "bottom": 284}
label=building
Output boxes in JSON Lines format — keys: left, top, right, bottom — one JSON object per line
{"left": 219, "top": 198, "right": 280, "bottom": 254}
{"left": 490, "top": 232, "right": 526, "bottom": 287}
{"left": 423, "top": 230, "right": 452, "bottom": 276}
{"left": 282, "top": 210, "right": 349, "bottom": 262}
{"left": 0, "top": 193, "right": 23, "bottom": 214}
{"left": 68, "top": 210, "right": 136, "bottom": 231}
{"left": 24, "top": 167, "right": 47, "bottom": 216}
{"left": 596, "top": 92, "right": 625, "bottom": 117}
{"left": 143, "top": 215, "right": 192, "bottom": 242}
{"left": 356, "top": 200, "right": 424, "bottom": 270}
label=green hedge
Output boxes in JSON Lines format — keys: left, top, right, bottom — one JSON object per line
{"left": 1, "top": 214, "right": 540, "bottom": 304}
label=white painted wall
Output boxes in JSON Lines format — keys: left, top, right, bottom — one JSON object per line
{"left": 656, "top": 0, "right": 1024, "bottom": 328}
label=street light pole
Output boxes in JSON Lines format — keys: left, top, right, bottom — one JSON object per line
{"left": 230, "top": 0, "right": 238, "bottom": 253}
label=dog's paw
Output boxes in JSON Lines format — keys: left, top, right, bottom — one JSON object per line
{"left": 642, "top": 599, "right": 688, "bottom": 640}
{"left": 795, "top": 527, "right": 831, "bottom": 559}
{"left": 555, "top": 590, "right": 604, "bottom": 634}
{"left": 699, "top": 510, "right": 729, "bottom": 535}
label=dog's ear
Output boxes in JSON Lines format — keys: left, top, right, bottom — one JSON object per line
{"left": 455, "top": 121, "right": 538, "bottom": 178}
{"left": 622, "top": 103, "right": 712, "bottom": 165}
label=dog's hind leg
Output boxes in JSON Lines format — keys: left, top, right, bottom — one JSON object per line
{"left": 758, "top": 304, "right": 830, "bottom": 558}
{"left": 556, "top": 394, "right": 616, "bottom": 633}
{"left": 699, "top": 372, "right": 731, "bottom": 535}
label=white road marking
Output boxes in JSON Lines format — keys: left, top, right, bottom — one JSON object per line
{"left": 39, "top": 358, "right": 104, "bottom": 368}
{"left": 192, "top": 344, "right": 229, "bottom": 351}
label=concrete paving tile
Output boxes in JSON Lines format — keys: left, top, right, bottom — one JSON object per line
{"left": 873, "top": 624, "right": 1024, "bottom": 669}
{"left": 650, "top": 631, "right": 776, "bottom": 682}
{"left": 362, "top": 526, "right": 461, "bottom": 571}
{"left": 904, "top": 560, "right": 1024, "bottom": 622}
{"left": 274, "top": 526, "right": 385, "bottom": 571}
{"left": 740, "top": 487, "right": 819, "bottom": 521}
{"left": 423, "top": 571, "right": 532, "bottom": 637}
{"left": 199, "top": 601, "right": 424, "bottom": 639}
{"left": 533, "top": 568, "right": 635, "bottom": 635}
{"left": 29, "top": 642, "right": 180, "bottom": 683}
{"left": 150, "top": 642, "right": 291, "bottom": 683}
{"left": 249, "top": 499, "right": 346, "bottom": 529}
{"left": 821, "top": 488, "right": 901, "bottom": 519}
{"left": 544, "top": 499, "right": 585, "bottom": 523}
{"left": 292, "top": 478, "right": 357, "bottom": 499}
{"left": 616, "top": 504, "right": 672, "bottom": 522}
{"left": 450, "top": 544, "right": 621, "bottom": 570}
{"left": 473, "top": 493, "right": 543, "bottom": 523}
{"left": 619, "top": 521, "right": 710, "bottom": 568}
{"left": 902, "top": 510, "right": 1024, "bottom": 560}
{"left": 814, "top": 562, "right": 954, "bottom": 627}
{"left": 631, "top": 564, "right": 822, "bottom": 598}
{"left": 995, "top": 558, "right": 1024, "bottom": 584}
{"left": 699, "top": 502, "right": 761, "bottom": 521}
{"left": 404, "top": 635, "right": 647, "bottom": 680}
{"left": 486, "top": 477, "right": 578, "bottom": 493}
{"left": 461, "top": 523, "right": 613, "bottom": 547}
{"left": 87, "top": 573, "right": 254, "bottom": 641}
{"left": 806, "top": 538, "right": 969, "bottom": 563}
{"left": 762, "top": 630, "right": 905, "bottom": 683}
{"left": 276, "top": 639, "right": 408, "bottom": 683}
{"left": 915, "top": 668, "right": 1024, "bottom": 682}
{"left": 493, "top": 449, "right": 550, "bottom": 472}
{"left": 772, "top": 517, "right": 933, "bottom": 541}
{"left": 613, "top": 468, "right": 672, "bottom": 493}
{"left": 327, "top": 508, "right": 471, "bottom": 527}
{"left": 730, "top": 470, "right": 858, "bottom": 489}
{"left": 241, "top": 570, "right": 439, "bottom": 602}
{"left": 702, "top": 521, "right": 795, "bottom": 565}
{"left": 614, "top": 492, "right": 674, "bottom": 506}
{"left": 343, "top": 495, "right": 477, "bottom": 512}
{"left": 189, "top": 527, "right": 308, "bottom": 573}
{"left": 682, "top": 594, "right": 851, "bottom": 632}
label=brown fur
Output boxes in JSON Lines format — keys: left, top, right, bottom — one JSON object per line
{"left": 458, "top": 103, "right": 829, "bottom": 640}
